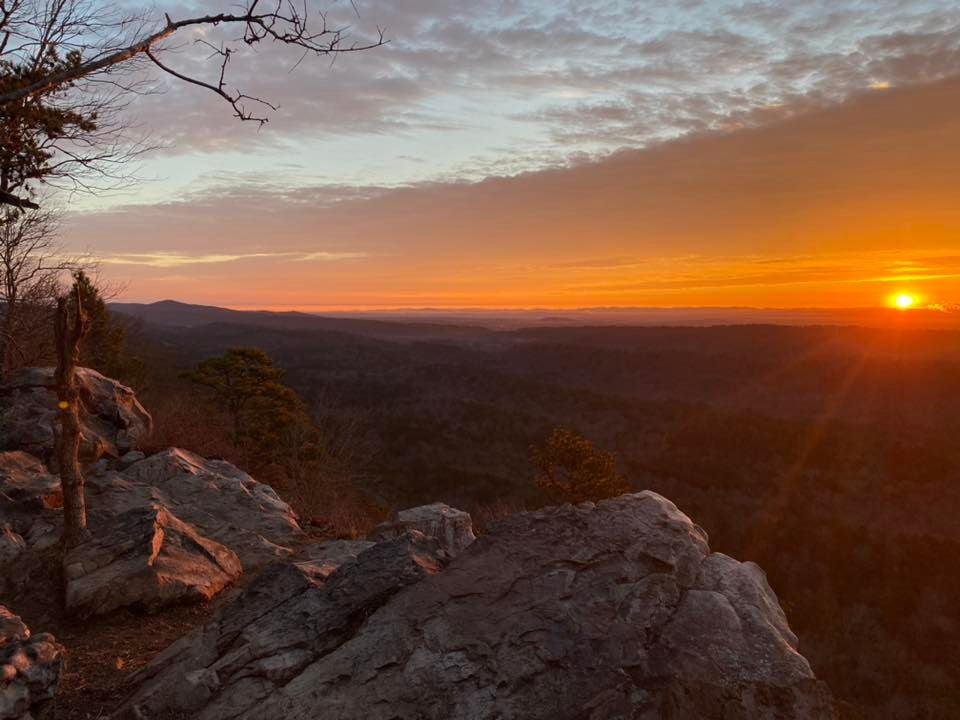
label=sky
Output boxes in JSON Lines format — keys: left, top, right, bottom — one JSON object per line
{"left": 63, "top": 0, "right": 960, "bottom": 310}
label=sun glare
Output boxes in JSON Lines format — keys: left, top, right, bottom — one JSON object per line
{"left": 893, "top": 293, "right": 916, "bottom": 310}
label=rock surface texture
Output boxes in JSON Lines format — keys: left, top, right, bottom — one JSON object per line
{"left": 0, "top": 606, "right": 64, "bottom": 720}
{"left": 368, "top": 502, "right": 476, "bottom": 557}
{"left": 116, "top": 492, "right": 834, "bottom": 720}
{"left": 0, "top": 367, "right": 152, "bottom": 461}
{"left": 63, "top": 503, "right": 242, "bottom": 618}
{"left": 91, "top": 448, "right": 306, "bottom": 572}
{"left": 0, "top": 448, "right": 305, "bottom": 616}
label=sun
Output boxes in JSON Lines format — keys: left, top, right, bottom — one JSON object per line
{"left": 892, "top": 293, "right": 916, "bottom": 310}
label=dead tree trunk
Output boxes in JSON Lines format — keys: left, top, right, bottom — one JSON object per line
{"left": 54, "top": 285, "right": 90, "bottom": 549}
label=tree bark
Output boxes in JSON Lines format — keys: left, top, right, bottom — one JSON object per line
{"left": 54, "top": 286, "right": 90, "bottom": 549}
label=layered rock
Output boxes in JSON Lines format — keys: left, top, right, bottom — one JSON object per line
{"left": 96, "top": 448, "right": 306, "bottom": 570}
{"left": 0, "top": 367, "right": 152, "bottom": 461}
{"left": 368, "top": 502, "right": 476, "bottom": 557}
{"left": 0, "top": 452, "right": 61, "bottom": 510}
{"left": 1, "top": 447, "right": 305, "bottom": 616}
{"left": 64, "top": 504, "right": 242, "bottom": 618}
{"left": 117, "top": 533, "right": 445, "bottom": 719}
{"left": 116, "top": 492, "right": 834, "bottom": 720}
{"left": 0, "top": 606, "right": 64, "bottom": 720}
{"left": 0, "top": 453, "right": 62, "bottom": 598}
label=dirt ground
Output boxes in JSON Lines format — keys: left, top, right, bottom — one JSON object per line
{"left": 4, "top": 544, "right": 213, "bottom": 720}
{"left": 36, "top": 603, "right": 215, "bottom": 720}
{"left": 7, "top": 530, "right": 346, "bottom": 720}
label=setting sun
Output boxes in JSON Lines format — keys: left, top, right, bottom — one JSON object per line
{"left": 893, "top": 293, "right": 916, "bottom": 310}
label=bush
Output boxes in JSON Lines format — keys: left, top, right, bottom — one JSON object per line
{"left": 530, "top": 428, "right": 630, "bottom": 505}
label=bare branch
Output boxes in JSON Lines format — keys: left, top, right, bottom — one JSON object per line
{"left": 0, "top": 4, "right": 387, "bottom": 106}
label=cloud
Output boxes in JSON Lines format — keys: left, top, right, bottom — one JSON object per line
{"left": 124, "top": 0, "right": 960, "bottom": 174}
{"left": 98, "top": 250, "right": 368, "bottom": 267}
{"left": 67, "top": 73, "right": 960, "bottom": 308}
{"left": 98, "top": 252, "right": 298, "bottom": 267}
{"left": 297, "top": 251, "right": 370, "bottom": 262}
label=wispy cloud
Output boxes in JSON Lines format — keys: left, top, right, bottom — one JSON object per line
{"left": 98, "top": 250, "right": 368, "bottom": 268}
{"left": 298, "top": 251, "right": 369, "bottom": 262}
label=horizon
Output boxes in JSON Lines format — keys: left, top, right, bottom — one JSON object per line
{"left": 110, "top": 297, "right": 960, "bottom": 330}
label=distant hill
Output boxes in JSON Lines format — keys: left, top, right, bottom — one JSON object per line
{"left": 109, "top": 300, "right": 495, "bottom": 342}
{"left": 110, "top": 299, "right": 960, "bottom": 333}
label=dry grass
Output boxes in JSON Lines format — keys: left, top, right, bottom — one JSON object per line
{"left": 470, "top": 496, "right": 528, "bottom": 534}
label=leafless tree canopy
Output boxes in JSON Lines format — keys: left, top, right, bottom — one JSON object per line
{"left": 0, "top": 0, "right": 385, "bottom": 206}
{"left": 0, "top": 207, "right": 76, "bottom": 377}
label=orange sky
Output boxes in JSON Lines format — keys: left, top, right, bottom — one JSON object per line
{"left": 69, "top": 75, "right": 960, "bottom": 311}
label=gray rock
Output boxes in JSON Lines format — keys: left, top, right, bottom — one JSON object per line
{"left": 0, "top": 527, "right": 25, "bottom": 567}
{"left": 0, "top": 453, "right": 62, "bottom": 598}
{"left": 368, "top": 502, "right": 476, "bottom": 557}
{"left": 293, "top": 539, "right": 376, "bottom": 579}
{"left": 0, "top": 606, "right": 64, "bottom": 720}
{"left": 64, "top": 503, "right": 242, "bottom": 618}
{"left": 116, "top": 532, "right": 446, "bottom": 720}
{"left": 1, "top": 446, "right": 306, "bottom": 615}
{"left": 116, "top": 492, "right": 833, "bottom": 720}
{"left": 118, "top": 450, "right": 145, "bottom": 469}
{"left": 111, "top": 448, "right": 305, "bottom": 571}
{"left": 0, "top": 367, "right": 152, "bottom": 461}
{"left": 0, "top": 452, "right": 60, "bottom": 510}
{"left": 0, "top": 607, "right": 29, "bottom": 646}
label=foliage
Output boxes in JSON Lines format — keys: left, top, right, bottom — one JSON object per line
{"left": 0, "top": 44, "right": 96, "bottom": 206}
{"left": 69, "top": 270, "right": 140, "bottom": 382}
{"left": 530, "top": 428, "right": 630, "bottom": 504}
{"left": 122, "top": 319, "right": 960, "bottom": 717}
{"left": 184, "top": 347, "right": 307, "bottom": 455}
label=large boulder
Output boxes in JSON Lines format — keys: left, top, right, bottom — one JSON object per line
{"left": 368, "top": 502, "right": 476, "bottom": 557}
{"left": 0, "top": 367, "right": 152, "bottom": 461}
{"left": 116, "top": 492, "right": 833, "bottom": 720}
{"left": 0, "top": 606, "right": 64, "bottom": 720}
{"left": 0, "top": 452, "right": 61, "bottom": 510}
{"left": 1, "top": 446, "right": 305, "bottom": 616}
{"left": 99, "top": 448, "right": 305, "bottom": 571}
{"left": 63, "top": 504, "right": 242, "bottom": 618}
{"left": 0, "top": 454, "right": 62, "bottom": 598}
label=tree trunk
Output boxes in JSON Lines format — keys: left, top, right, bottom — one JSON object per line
{"left": 54, "top": 287, "right": 90, "bottom": 549}
{"left": 0, "top": 283, "right": 14, "bottom": 384}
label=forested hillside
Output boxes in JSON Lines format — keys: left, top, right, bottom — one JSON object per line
{"left": 109, "top": 306, "right": 960, "bottom": 719}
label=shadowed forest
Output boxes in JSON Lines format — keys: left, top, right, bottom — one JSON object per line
{"left": 93, "top": 301, "right": 960, "bottom": 720}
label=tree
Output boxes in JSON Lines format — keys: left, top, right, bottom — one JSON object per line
{"left": 0, "top": 0, "right": 385, "bottom": 208}
{"left": 54, "top": 280, "right": 89, "bottom": 548}
{"left": 0, "top": 207, "right": 75, "bottom": 379}
{"left": 530, "top": 428, "right": 631, "bottom": 505}
{"left": 70, "top": 269, "right": 137, "bottom": 381}
{"left": 184, "top": 347, "right": 305, "bottom": 450}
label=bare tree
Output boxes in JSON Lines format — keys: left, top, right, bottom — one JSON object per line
{"left": 54, "top": 282, "right": 89, "bottom": 548}
{"left": 0, "top": 0, "right": 385, "bottom": 207}
{"left": 0, "top": 208, "right": 75, "bottom": 379}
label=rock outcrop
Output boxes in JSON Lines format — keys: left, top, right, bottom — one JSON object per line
{"left": 0, "top": 367, "right": 152, "bottom": 461}
{"left": 0, "top": 453, "right": 62, "bottom": 598}
{"left": 117, "top": 492, "right": 834, "bottom": 720}
{"left": 0, "top": 606, "right": 64, "bottom": 720}
{"left": 107, "top": 448, "right": 304, "bottom": 570}
{"left": 64, "top": 504, "right": 242, "bottom": 618}
{"left": 368, "top": 502, "right": 476, "bottom": 557}
{"left": 2, "top": 445, "right": 305, "bottom": 615}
